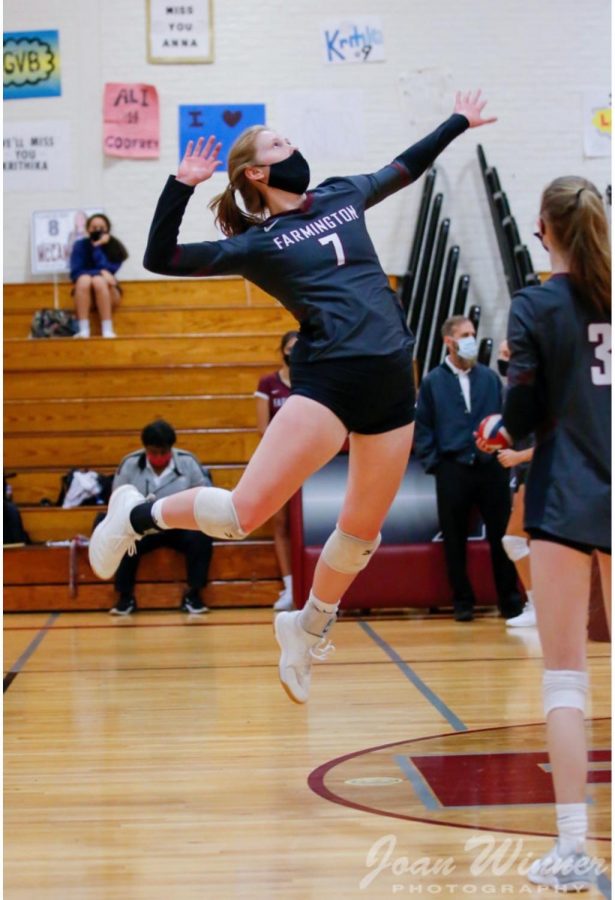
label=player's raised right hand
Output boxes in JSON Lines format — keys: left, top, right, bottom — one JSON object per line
{"left": 176, "top": 135, "right": 223, "bottom": 187}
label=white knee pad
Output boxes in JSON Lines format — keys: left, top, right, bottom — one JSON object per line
{"left": 502, "top": 535, "right": 530, "bottom": 562}
{"left": 543, "top": 669, "right": 588, "bottom": 716}
{"left": 321, "top": 526, "right": 381, "bottom": 575}
{"left": 193, "top": 487, "right": 246, "bottom": 540}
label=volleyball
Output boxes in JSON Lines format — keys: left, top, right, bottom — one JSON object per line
{"left": 475, "top": 414, "right": 512, "bottom": 452}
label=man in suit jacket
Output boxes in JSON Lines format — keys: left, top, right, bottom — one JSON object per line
{"left": 414, "top": 316, "right": 523, "bottom": 621}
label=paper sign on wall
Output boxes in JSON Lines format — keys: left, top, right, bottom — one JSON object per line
{"left": 583, "top": 91, "right": 611, "bottom": 158}
{"left": 178, "top": 104, "right": 266, "bottom": 171}
{"left": 147, "top": 0, "right": 213, "bottom": 63}
{"left": 4, "top": 120, "right": 73, "bottom": 192}
{"left": 275, "top": 90, "right": 365, "bottom": 162}
{"left": 104, "top": 83, "right": 160, "bottom": 158}
{"left": 31, "top": 208, "right": 102, "bottom": 275}
{"left": 321, "top": 17, "right": 385, "bottom": 64}
{"left": 3, "top": 29, "right": 61, "bottom": 99}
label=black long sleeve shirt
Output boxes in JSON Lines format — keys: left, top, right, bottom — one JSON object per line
{"left": 143, "top": 114, "right": 469, "bottom": 362}
{"left": 504, "top": 274, "right": 611, "bottom": 547}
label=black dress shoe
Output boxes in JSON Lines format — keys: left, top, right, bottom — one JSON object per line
{"left": 454, "top": 609, "right": 474, "bottom": 622}
{"left": 499, "top": 602, "right": 524, "bottom": 619}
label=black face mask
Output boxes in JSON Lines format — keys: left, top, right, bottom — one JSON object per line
{"left": 497, "top": 358, "right": 509, "bottom": 377}
{"left": 89, "top": 230, "right": 105, "bottom": 242}
{"left": 266, "top": 150, "right": 310, "bottom": 195}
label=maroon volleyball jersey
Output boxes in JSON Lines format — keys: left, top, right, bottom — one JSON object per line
{"left": 255, "top": 371, "right": 291, "bottom": 420}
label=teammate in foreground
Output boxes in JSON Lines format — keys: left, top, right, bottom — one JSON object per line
{"left": 90, "top": 91, "right": 496, "bottom": 703}
{"left": 503, "top": 176, "right": 611, "bottom": 891}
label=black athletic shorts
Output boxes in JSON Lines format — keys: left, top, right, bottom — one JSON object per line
{"left": 290, "top": 349, "right": 415, "bottom": 434}
{"left": 527, "top": 527, "right": 611, "bottom": 557}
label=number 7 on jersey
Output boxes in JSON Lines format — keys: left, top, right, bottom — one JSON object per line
{"left": 318, "top": 233, "right": 346, "bottom": 266}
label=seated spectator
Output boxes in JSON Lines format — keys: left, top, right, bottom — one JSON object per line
{"left": 254, "top": 330, "right": 299, "bottom": 611}
{"left": 414, "top": 315, "right": 523, "bottom": 622}
{"left": 69, "top": 213, "right": 128, "bottom": 339}
{"left": 3, "top": 473, "right": 30, "bottom": 545}
{"left": 107, "top": 419, "right": 213, "bottom": 616}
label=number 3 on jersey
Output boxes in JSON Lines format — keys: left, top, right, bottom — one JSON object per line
{"left": 318, "top": 233, "right": 346, "bottom": 266}
{"left": 589, "top": 323, "right": 611, "bottom": 385}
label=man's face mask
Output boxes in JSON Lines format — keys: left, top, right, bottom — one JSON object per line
{"left": 147, "top": 450, "right": 172, "bottom": 468}
{"left": 265, "top": 150, "right": 310, "bottom": 195}
{"left": 456, "top": 335, "right": 478, "bottom": 362}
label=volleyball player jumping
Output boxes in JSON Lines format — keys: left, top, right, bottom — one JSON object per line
{"left": 89, "top": 91, "right": 496, "bottom": 704}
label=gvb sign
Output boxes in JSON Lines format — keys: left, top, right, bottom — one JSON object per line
{"left": 321, "top": 17, "right": 385, "bottom": 65}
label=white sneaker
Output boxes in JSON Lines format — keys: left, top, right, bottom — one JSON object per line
{"left": 273, "top": 588, "right": 294, "bottom": 611}
{"left": 506, "top": 599, "right": 536, "bottom": 627}
{"left": 274, "top": 610, "right": 334, "bottom": 703}
{"left": 88, "top": 485, "right": 144, "bottom": 580}
{"left": 102, "top": 331, "right": 117, "bottom": 339}
{"left": 527, "top": 841, "right": 603, "bottom": 891}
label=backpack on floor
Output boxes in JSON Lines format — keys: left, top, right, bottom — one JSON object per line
{"left": 30, "top": 308, "right": 79, "bottom": 338}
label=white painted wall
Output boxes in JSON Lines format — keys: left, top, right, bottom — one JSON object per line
{"left": 4, "top": 0, "right": 610, "bottom": 342}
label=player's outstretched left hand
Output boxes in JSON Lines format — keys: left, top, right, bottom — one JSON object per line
{"left": 176, "top": 135, "right": 223, "bottom": 187}
{"left": 454, "top": 90, "right": 497, "bottom": 128}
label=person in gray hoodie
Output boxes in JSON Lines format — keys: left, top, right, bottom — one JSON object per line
{"left": 108, "top": 419, "right": 213, "bottom": 616}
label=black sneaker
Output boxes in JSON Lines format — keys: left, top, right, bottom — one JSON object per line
{"left": 454, "top": 608, "right": 474, "bottom": 622}
{"left": 181, "top": 592, "right": 209, "bottom": 615}
{"left": 110, "top": 595, "right": 136, "bottom": 616}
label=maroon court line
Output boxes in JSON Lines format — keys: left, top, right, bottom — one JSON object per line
{"left": 307, "top": 719, "right": 612, "bottom": 842}
{"left": 1, "top": 610, "right": 541, "bottom": 632}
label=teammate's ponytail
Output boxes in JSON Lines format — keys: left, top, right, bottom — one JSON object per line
{"left": 209, "top": 126, "right": 270, "bottom": 236}
{"left": 540, "top": 176, "right": 611, "bottom": 318}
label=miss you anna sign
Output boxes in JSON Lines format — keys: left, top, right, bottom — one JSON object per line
{"left": 147, "top": 0, "right": 213, "bottom": 63}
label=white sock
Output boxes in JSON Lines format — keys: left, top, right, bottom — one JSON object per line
{"left": 299, "top": 591, "right": 339, "bottom": 637}
{"left": 78, "top": 319, "right": 90, "bottom": 337}
{"left": 556, "top": 802, "right": 588, "bottom": 855}
{"left": 283, "top": 574, "right": 292, "bottom": 592}
{"left": 101, "top": 319, "right": 115, "bottom": 337}
{"left": 525, "top": 590, "right": 534, "bottom": 607}
{"left": 151, "top": 499, "right": 171, "bottom": 530}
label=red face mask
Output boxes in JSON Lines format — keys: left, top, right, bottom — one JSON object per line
{"left": 147, "top": 451, "right": 172, "bottom": 467}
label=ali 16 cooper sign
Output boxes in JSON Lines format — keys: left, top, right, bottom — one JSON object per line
{"left": 103, "top": 83, "right": 160, "bottom": 158}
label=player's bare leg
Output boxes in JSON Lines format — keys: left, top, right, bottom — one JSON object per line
{"left": 503, "top": 485, "right": 536, "bottom": 627}
{"left": 527, "top": 540, "right": 602, "bottom": 889}
{"left": 89, "top": 396, "right": 347, "bottom": 578}
{"left": 276, "top": 423, "right": 414, "bottom": 702}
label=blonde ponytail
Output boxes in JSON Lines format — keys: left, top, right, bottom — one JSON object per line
{"left": 208, "top": 125, "right": 271, "bottom": 237}
{"left": 541, "top": 177, "right": 611, "bottom": 318}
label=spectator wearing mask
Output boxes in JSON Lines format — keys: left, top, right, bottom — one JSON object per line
{"left": 108, "top": 419, "right": 213, "bottom": 615}
{"left": 69, "top": 213, "right": 128, "bottom": 339}
{"left": 414, "top": 315, "right": 523, "bottom": 622}
{"left": 255, "top": 330, "right": 299, "bottom": 611}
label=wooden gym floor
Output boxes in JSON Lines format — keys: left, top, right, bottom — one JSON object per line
{"left": 4, "top": 608, "right": 611, "bottom": 899}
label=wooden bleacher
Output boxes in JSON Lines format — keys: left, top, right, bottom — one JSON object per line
{"left": 4, "top": 277, "right": 296, "bottom": 612}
